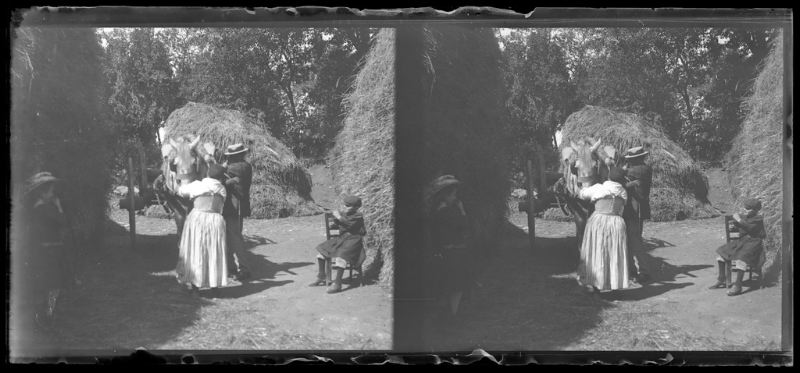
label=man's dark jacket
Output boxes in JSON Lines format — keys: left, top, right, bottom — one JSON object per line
{"left": 223, "top": 160, "right": 253, "bottom": 218}
{"left": 624, "top": 163, "right": 652, "bottom": 220}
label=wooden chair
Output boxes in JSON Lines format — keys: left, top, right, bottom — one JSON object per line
{"left": 724, "top": 215, "right": 765, "bottom": 287}
{"left": 324, "top": 212, "right": 364, "bottom": 287}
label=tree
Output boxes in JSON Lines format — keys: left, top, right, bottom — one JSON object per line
{"left": 302, "top": 27, "right": 374, "bottom": 160}
{"left": 570, "top": 28, "right": 684, "bottom": 140}
{"left": 499, "top": 29, "right": 575, "bottom": 181}
{"left": 101, "top": 28, "right": 179, "bottom": 164}
{"left": 176, "top": 27, "right": 375, "bottom": 160}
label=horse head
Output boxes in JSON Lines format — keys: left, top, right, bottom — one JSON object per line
{"left": 557, "top": 136, "right": 621, "bottom": 248}
{"left": 562, "top": 137, "right": 620, "bottom": 185}
{"left": 162, "top": 135, "right": 219, "bottom": 189}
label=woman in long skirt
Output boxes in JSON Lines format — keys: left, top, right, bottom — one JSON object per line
{"left": 577, "top": 167, "right": 629, "bottom": 292}
{"left": 176, "top": 164, "right": 228, "bottom": 293}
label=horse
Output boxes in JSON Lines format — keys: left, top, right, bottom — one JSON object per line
{"left": 551, "top": 137, "right": 620, "bottom": 246}
{"left": 153, "top": 135, "right": 219, "bottom": 237}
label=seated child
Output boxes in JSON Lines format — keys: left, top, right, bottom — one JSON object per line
{"left": 309, "top": 195, "right": 366, "bottom": 294}
{"left": 709, "top": 198, "right": 766, "bottom": 296}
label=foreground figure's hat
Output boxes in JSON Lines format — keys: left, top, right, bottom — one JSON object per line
{"left": 207, "top": 164, "right": 227, "bottom": 181}
{"left": 24, "top": 171, "right": 59, "bottom": 196}
{"left": 429, "top": 175, "right": 461, "bottom": 195}
{"left": 624, "top": 146, "right": 649, "bottom": 159}
{"left": 743, "top": 198, "right": 762, "bottom": 211}
{"left": 224, "top": 143, "right": 249, "bottom": 156}
{"left": 343, "top": 195, "right": 362, "bottom": 208}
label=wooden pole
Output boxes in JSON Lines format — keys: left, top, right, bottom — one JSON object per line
{"left": 526, "top": 157, "right": 536, "bottom": 251}
{"left": 537, "top": 149, "right": 547, "bottom": 194}
{"left": 128, "top": 156, "right": 136, "bottom": 250}
{"left": 138, "top": 142, "right": 147, "bottom": 195}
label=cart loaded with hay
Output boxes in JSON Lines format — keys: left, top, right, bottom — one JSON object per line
{"left": 151, "top": 102, "right": 321, "bottom": 235}
{"left": 544, "top": 105, "right": 719, "bottom": 243}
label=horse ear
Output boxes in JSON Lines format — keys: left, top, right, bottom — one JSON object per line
{"left": 590, "top": 138, "right": 602, "bottom": 152}
{"left": 602, "top": 145, "right": 616, "bottom": 160}
{"left": 161, "top": 143, "right": 174, "bottom": 159}
{"left": 189, "top": 136, "right": 201, "bottom": 149}
{"left": 201, "top": 142, "right": 217, "bottom": 163}
{"left": 561, "top": 147, "right": 575, "bottom": 163}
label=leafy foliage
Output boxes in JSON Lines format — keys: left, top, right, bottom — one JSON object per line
{"left": 497, "top": 27, "right": 777, "bottom": 173}
{"left": 100, "top": 28, "right": 179, "bottom": 166}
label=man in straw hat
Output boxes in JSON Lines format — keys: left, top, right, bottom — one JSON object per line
{"left": 622, "top": 146, "right": 653, "bottom": 284}
{"left": 18, "top": 171, "right": 70, "bottom": 329}
{"left": 222, "top": 143, "right": 253, "bottom": 281}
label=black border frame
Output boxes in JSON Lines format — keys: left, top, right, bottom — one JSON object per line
{"left": 5, "top": 6, "right": 793, "bottom": 366}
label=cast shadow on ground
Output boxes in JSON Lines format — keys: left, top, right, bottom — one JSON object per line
{"left": 642, "top": 237, "right": 675, "bottom": 252}
{"left": 244, "top": 234, "right": 276, "bottom": 250}
{"left": 11, "top": 220, "right": 214, "bottom": 353}
{"left": 421, "top": 222, "right": 610, "bottom": 351}
{"left": 212, "top": 249, "right": 313, "bottom": 299}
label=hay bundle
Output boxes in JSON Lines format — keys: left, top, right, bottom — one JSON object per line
{"left": 332, "top": 26, "right": 510, "bottom": 287}
{"left": 163, "top": 102, "right": 321, "bottom": 218}
{"left": 417, "top": 25, "right": 510, "bottom": 255}
{"left": 560, "top": 105, "right": 713, "bottom": 221}
{"left": 330, "top": 29, "right": 396, "bottom": 285}
{"left": 10, "top": 27, "right": 113, "bottom": 250}
{"left": 725, "top": 31, "right": 784, "bottom": 281}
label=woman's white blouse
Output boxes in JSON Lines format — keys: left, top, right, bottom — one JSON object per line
{"left": 579, "top": 180, "right": 628, "bottom": 202}
{"left": 178, "top": 178, "right": 227, "bottom": 199}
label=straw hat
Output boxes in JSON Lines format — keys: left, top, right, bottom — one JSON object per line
{"left": 224, "top": 143, "right": 249, "bottom": 156}
{"left": 426, "top": 175, "right": 461, "bottom": 198}
{"left": 24, "top": 171, "right": 59, "bottom": 196}
{"left": 624, "top": 146, "right": 649, "bottom": 159}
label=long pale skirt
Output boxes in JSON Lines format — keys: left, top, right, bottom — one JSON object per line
{"left": 578, "top": 213, "right": 629, "bottom": 291}
{"left": 176, "top": 209, "right": 228, "bottom": 289}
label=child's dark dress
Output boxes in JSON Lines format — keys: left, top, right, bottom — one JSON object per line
{"left": 20, "top": 201, "right": 68, "bottom": 299}
{"left": 716, "top": 214, "right": 766, "bottom": 269}
{"left": 428, "top": 203, "right": 473, "bottom": 296}
{"left": 316, "top": 211, "right": 366, "bottom": 266}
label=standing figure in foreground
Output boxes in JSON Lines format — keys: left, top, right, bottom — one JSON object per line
{"left": 424, "top": 175, "right": 473, "bottom": 318}
{"left": 622, "top": 146, "right": 653, "bottom": 284}
{"left": 18, "top": 172, "right": 70, "bottom": 329}
{"left": 222, "top": 143, "right": 253, "bottom": 282}
{"left": 710, "top": 198, "right": 766, "bottom": 296}
{"left": 577, "top": 167, "right": 629, "bottom": 293}
{"left": 310, "top": 195, "right": 367, "bottom": 294}
{"left": 176, "top": 164, "right": 228, "bottom": 294}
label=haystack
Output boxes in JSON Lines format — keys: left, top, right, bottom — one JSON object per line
{"left": 330, "top": 29, "right": 396, "bottom": 286}
{"left": 162, "top": 102, "right": 321, "bottom": 218}
{"left": 559, "top": 106, "right": 713, "bottom": 221}
{"left": 332, "top": 26, "right": 510, "bottom": 287}
{"left": 10, "top": 27, "right": 113, "bottom": 250}
{"left": 416, "top": 25, "right": 510, "bottom": 255}
{"left": 725, "top": 31, "right": 784, "bottom": 281}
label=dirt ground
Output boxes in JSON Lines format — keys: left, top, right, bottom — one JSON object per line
{"left": 421, "top": 168, "right": 782, "bottom": 351}
{"left": 9, "top": 166, "right": 783, "bottom": 357}
{"left": 9, "top": 164, "right": 391, "bottom": 358}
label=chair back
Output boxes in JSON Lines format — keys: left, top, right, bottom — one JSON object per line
{"left": 724, "top": 215, "right": 741, "bottom": 242}
{"left": 325, "top": 212, "right": 341, "bottom": 240}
